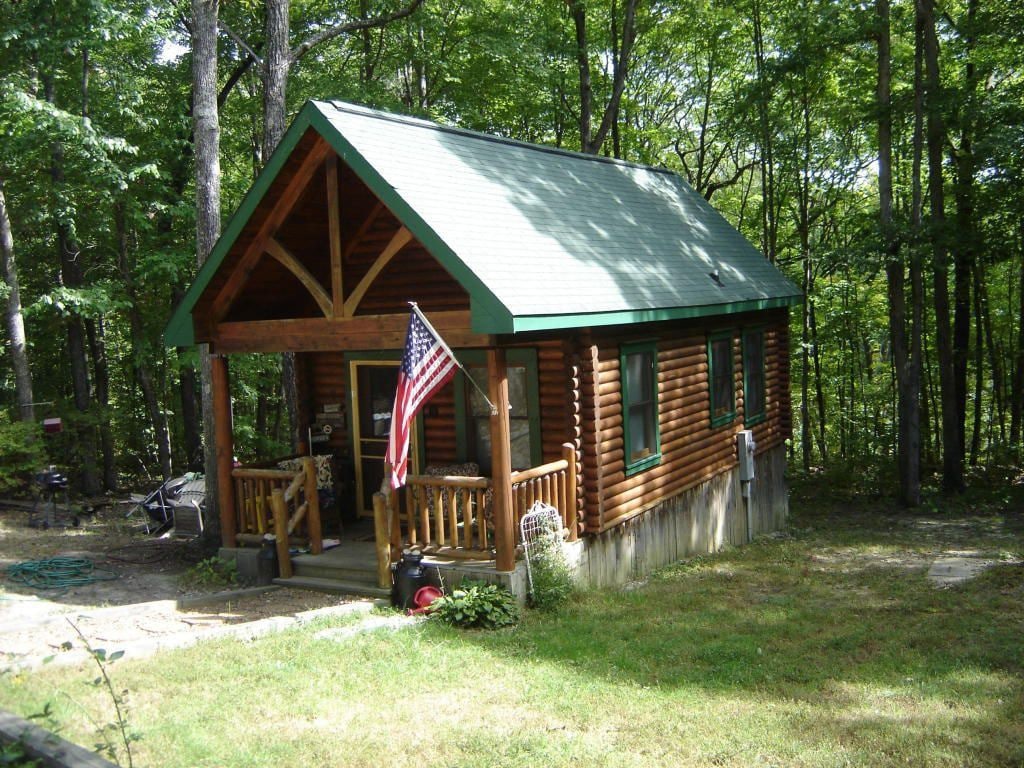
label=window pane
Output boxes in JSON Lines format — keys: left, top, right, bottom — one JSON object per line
{"left": 466, "top": 365, "right": 531, "bottom": 472}
{"left": 711, "top": 337, "right": 733, "bottom": 419}
{"left": 624, "top": 347, "right": 657, "bottom": 465}
{"left": 626, "top": 352, "right": 649, "bottom": 404}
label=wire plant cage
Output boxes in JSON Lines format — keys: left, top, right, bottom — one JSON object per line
{"left": 519, "top": 501, "right": 564, "bottom": 596}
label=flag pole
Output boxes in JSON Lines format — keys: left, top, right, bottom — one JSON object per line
{"left": 409, "top": 302, "right": 498, "bottom": 416}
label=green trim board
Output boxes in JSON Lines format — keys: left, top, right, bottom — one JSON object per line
{"left": 166, "top": 99, "right": 803, "bottom": 346}
{"left": 707, "top": 331, "right": 736, "bottom": 429}
{"left": 506, "top": 296, "right": 802, "bottom": 334}
{"left": 620, "top": 341, "right": 662, "bottom": 476}
{"left": 742, "top": 327, "right": 767, "bottom": 426}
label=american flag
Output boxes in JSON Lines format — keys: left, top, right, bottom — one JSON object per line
{"left": 385, "top": 306, "right": 459, "bottom": 488}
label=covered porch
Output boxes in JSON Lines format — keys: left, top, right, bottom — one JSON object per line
{"left": 210, "top": 350, "right": 579, "bottom": 593}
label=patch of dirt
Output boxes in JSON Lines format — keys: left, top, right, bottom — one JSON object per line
{"left": 0, "top": 503, "right": 351, "bottom": 668}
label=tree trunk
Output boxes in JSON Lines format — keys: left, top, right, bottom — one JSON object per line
{"left": 920, "top": 0, "right": 963, "bottom": 492}
{"left": 801, "top": 258, "right": 812, "bottom": 471}
{"left": 261, "top": 0, "right": 303, "bottom": 451}
{"left": 752, "top": 0, "right": 778, "bottom": 264}
{"left": 879, "top": 0, "right": 920, "bottom": 505}
{"left": 951, "top": 0, "right": 978, "bottom": 467}
{"left": 910, "top": 8, "right": 927, "bottom": 475}
{"left": 0, "top": 180, "right": 34, "bottom": 422}
{"left": 567, "top": 0, "right": 592, "bottom": 152}
{"left": 567, "top": 0, "right": 637, "bottom": 155}
{"left": 1011, "top": 216, "right": 1024, "bottom": 447}
{"left": 45, "top": 73, "right": 100, "bottom": 496}
{"left": 192, "top": 0, "right": 223, "bottom": 540}
{"left": 118, "top": 204, "right": 173, "bottom": 480}
{"left": 262, "top": 0, "right": 290, "bottom": 162}
{"left": 975, "top": 259, "right": 1005, "bottom": 446}
{"left": 970, "top": 271, "right": 983, "bottom": 464}
{"left": 85, "top": 317, "right": 118, "bottom": 491}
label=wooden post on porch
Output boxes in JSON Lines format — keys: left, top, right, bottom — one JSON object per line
{"left": 562, "top": 442, "right": 579, "bottom": 542}
{"left": 211, "top": 353, "right": 236, "bottom": 549}
{"left": 372, "top": 491, "right": 391, "bottom": 589}
{"left": 488, "top": 348, "right": 515, "bottom": 572}
{"left": 271, "top": 488, "right": 292, "bottom": 579}
{"left": 300, "top": 456, "right": 323, "bottom": 554}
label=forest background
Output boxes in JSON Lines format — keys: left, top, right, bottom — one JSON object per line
{"left": 1, "top": 0, "right": 1022, "bottom": 509}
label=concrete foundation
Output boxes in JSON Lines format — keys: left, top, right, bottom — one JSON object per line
{"left": 570, "top": 445, "right": 788, "bottom": 589}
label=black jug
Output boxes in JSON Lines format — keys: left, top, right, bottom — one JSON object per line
{"left": 392, "top": 550, "right": 426, "bottom": 610}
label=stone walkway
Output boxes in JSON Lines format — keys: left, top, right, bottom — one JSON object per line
{"left": 926, "top": 551, "right": 996, "bottom": 587}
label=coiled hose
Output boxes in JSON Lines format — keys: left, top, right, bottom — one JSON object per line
{"left": 5, "top": 556, "right": 118, "bottom": 594}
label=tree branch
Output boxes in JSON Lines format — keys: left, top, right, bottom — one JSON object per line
{"left": 704, "top": 160, "right": 756, "bottom": 201}
{"left": 590, "top": 0, "right": 639, "bottom": 153}
{"left": 289, "top": 0, "right": 426, "bottom": 64}
{"left": 219, "top": 55, "right": 255, "bottom": 109}
{"left": 219, "top": 21, "right": 263, "bottom": 66}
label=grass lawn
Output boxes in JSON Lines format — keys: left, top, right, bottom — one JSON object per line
{"left": 2, "top": 473, "right": 1023, "bottom": 767}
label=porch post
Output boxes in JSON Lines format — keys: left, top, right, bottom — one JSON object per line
{"left": 210, "top": 353, "right": 236, "bottom": 548}
{"left": 488, "top": 348, "right": 515, "bottom": 572}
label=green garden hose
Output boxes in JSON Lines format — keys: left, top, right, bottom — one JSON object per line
{"left": 4, "top": 556, "right": 118, "bottom": 593}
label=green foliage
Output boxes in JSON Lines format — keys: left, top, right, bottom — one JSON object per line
{"left": 527, "top": 533, "right": 574, "bottom": 612}
{"left": 0, "top": 419, "right": 46, "bottom": 496}
{"left": 180, "top": 557, "right": 238, "bottom": 590}
{"left": 0, "top": 735, "right": 41, "bottom": 767}
{"left": 428, "top": 580, "right": 519, "bottom": 629}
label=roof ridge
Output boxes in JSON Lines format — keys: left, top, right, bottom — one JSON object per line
{"left": 316, "top": 99, "right": 677, "bottom": 177}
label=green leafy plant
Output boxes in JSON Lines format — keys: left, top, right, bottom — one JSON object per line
{"left": 0, "top": 738, "right": 41, "bottom": 767}
{"left": 180, "top": 557, "right": 237, "bottom": 589}
{"left": 428, "top": 580, "right": 519, "bottom": 629}
{"left": 0, "top": 419, "right": 46, "bottom": 496}
{"left": 527, "top": 534, "right": 574, "bottom": 612}
{"left": 0, "top": 724, "right": 44, "bottom": 768}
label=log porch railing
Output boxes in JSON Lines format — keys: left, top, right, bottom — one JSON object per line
{"left": 510, "top": 448, "right": 578, "bottom": 542}
{"left": 372, "top": 444, "right": 577, "bottom": 587}
{"left": 231, "top": 456, "right": 322, "bottom": 579}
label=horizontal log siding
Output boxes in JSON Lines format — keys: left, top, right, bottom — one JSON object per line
{"left": 534, "top": 341, "right": 573, "bottom": 464}
{"left": 353, "top": 242, "right": 470, "bottom": 316}
{"left": 305, "top": 351, "right": 350, "bottom": 456}
{"left": 421, "top": 383, "right": 458, "bottom": 466}
{"left": 579, "top": 311, "right": 791, "bottom": 534}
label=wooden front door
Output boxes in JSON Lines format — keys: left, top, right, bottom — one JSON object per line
{"left": 349, "top": 359, "right": 418, "bottom": 517}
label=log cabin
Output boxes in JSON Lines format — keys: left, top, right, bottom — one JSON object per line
{"left": 166, "top": 100, "right": 802, "bottom": 597}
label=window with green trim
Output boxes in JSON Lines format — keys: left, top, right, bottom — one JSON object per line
{"left": 453, "top": 349, "right": 541, "bottom": 474}
{"left": 742, "top": 328, "right": 766, "bottom": 425}
{"left": 621, "top": 342, "right": 661, "bottom": 475}
{"left": 708, "top": 332, "right": 735, "bottom": 428}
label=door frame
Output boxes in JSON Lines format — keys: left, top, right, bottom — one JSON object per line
{"left": 347, "top": 353, "right": 423, "bottom": 517}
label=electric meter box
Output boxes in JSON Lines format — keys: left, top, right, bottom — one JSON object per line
{"left": 737, "top": 429, "right": 756, "bottom": 482}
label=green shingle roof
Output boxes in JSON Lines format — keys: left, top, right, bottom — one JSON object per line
{"left": 166, "top": 100, "right": 800, "bottom": 345}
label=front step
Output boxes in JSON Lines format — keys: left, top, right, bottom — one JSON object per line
{"left": 273, "top": 575, "right": 390, "bottom": 599}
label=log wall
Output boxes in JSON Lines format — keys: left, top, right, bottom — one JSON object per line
{"left": 576, "top": 309, "right": 791, "bottom": 534}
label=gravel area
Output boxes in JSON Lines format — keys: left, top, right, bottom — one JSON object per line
{"left": 0, "top": 501, "right": 353, "bottom": 669}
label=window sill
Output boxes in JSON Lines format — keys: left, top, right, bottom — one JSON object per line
{"left": 624, "top": 453, "right": 661, "bottom": 477}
